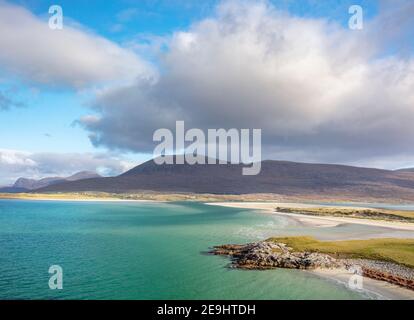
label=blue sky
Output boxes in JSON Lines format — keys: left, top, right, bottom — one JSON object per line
{"left": 2, "top": 0, "right": 222, "bottom": 153}
{"left": 1, "top": 0, "right": 379, "bottom": 152}
{"left": 14, "top": 0, "right": 380, "bottom": 45}
{"left": 0, "top": 0, "right": 413, "bottom": 184}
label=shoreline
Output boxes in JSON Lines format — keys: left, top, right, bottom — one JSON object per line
{"left": 3, "top": 192, "right": 414, "bottom": 204}
{"left": 207, "top": 202, "right": 414, "bottom": 232}
{"left": 208, "top": 202, "right": 414, "bottom": 299}
{"left": 3, "top": 196, "right": 414, "bottom": 231}
{"left": 0, "top": 194, "right": 159, "bottom": 203}
{"left": 310, "top": 268, "right": 414, "bottom": 300}
{"left": 210, "top": 240, "right": 414, "bottom": 300}
{"left": 2, "top": 195, "right": 413, "bottom": 299}
{"left": 0, "top": 197, "right": 157, "bottom": 202}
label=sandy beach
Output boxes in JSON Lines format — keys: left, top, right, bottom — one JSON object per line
{"left": 2, "top": 196, "right": 413, "bottom": 299}
{"left": 310, "top": 268, "right": 414, "bottom": 300}
{"left": 208, "top": 201, "right": 414, "bottom": 299}
{"left": 207, "top": 202, "right": 414, "bottom": 232}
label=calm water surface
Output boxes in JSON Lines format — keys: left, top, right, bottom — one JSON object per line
{"left": 0, "top": 200, "right": 404, "bottom": 299}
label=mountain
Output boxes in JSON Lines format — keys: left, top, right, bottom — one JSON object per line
{"left": 13, "top": 177, "right": 64, "bottom": 190}
{"left": 396, "top": 168, "right": 414, "bottom": 173}
{"left": 65, "top": 171, "right": 102, "bottom": 181}
{"left": 36, "top": 158, "right": 414, "bottom": 201}
{"left": 0, "top": 171, "right": 101, "bottom": 192}
{"left": 0, "top": 186, "right": 29, "bottom": 193}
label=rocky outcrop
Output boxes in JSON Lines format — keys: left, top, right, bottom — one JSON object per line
{"left": 210, "top": 241, "right": 414, "bottom": 291}
{"left": 210, "top": 241, "right": 343, "bottom": 270}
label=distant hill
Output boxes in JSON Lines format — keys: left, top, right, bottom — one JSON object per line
{"left": 13, "top": 177, "right": 64, "bottom": 190}
{"left": 0, "top": 171, "right": 101, "bottom": 193}
{"left": 396, "top": 168, "right": 414, "bottom": 173}
{"left": 65, "top": 171, "right": 102, "bottom": 181}
{"left": 36, "top": 158, "right": 414, "bottom": 201}
{"left": 0, "top": 186, "right": 29, "bottom": 193}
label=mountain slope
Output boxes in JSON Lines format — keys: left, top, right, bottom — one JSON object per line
{"left": 36, "top": 159, "right": 414, "bottom": 201}
{"left": 0, "top": 186, "right": 29, "bottom": 193}
{"left": 397, "top": 168, "right": 414, "bottom": 173}
{"left": 13, "top": 177, "right": 64, "bottom": 190}
{"left": 2, "top": 171, "right": 101, "bottom": 192}
{"left": 66, "top": 171, "right": 102, "bottom": 181}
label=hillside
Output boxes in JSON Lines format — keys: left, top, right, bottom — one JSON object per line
{"left": 0, "top": 171, "right": 101, "bottom": 193}
{"left": 397, "top": 168, "right": 414, "bottom": 173}
{"left": 35, "top": 159, "right": 414, "bottom": 201}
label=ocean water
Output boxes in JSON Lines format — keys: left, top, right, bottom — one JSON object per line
{"left": 0, "top": 200, "right": 397, "bottom": 300}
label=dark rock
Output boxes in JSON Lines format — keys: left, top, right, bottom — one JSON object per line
{"left": 210, "top": 241, "right": 343, "bottom": 270}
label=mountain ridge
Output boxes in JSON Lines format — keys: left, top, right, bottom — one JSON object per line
{"left": 34, "top": 158, "right": 414, "bottom": 201}
{"left": 0, "top": 171, "right": 101, "bottom": 193}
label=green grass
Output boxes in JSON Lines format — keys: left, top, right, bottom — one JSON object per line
{"left": 276, "top": 207, "right": 414, "bottom": 222}
{"left": 268, "top": 236, "right": 414, "bottom": 268}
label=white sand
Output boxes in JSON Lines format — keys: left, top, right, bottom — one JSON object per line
{"left": 208, "top": 201, "right": 414, "bottom": 299}
{"left": 207, "top": 202, "right": 414, "bottom": 231}
{"left": 4, "top": 197, "right": 412, "bottom": 298}
{"left": 310, "top": 268, "right": 414, "bottom": 300}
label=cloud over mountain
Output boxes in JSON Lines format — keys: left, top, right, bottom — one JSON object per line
{"left": 0, "top": 149, "right": 134, "bottom": 185}
{"left": 1, "top": 0, "right": 413, "bottom": 174}
{"left": 78, "top": 0, "right": 414, "bottom": 166}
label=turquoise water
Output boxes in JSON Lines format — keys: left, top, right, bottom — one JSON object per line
{"left": 0, "top": 200, "right": 392, "bottom": 300}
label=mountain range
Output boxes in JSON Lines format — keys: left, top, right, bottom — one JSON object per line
{"left": 26, "top": 157, "right": 414, "bottom": 201}
{"left": 0, "top": 171, "right": 101, "bottom": 193}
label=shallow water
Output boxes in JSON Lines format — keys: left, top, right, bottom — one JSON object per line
{"left": 0, "top": 200, "right": 405, "bottom": 299}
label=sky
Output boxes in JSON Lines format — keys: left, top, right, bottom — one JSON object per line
{"left": 0, "top": 0, "right": 413, "bottom": 184}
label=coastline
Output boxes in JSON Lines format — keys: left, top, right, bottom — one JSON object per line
{"left": 3, "top": 191, "right": 414, "bottom": 204}
{"left": 0, "top": 197, "right": 157, "bottom": 202}
{"left": 0, "top": 194, "right": 158, "bottom": 202}
{"left": 208, "top": 202, "right": 414, "bottom": 299}
{"left": 310, "top": 268, "right": 414, "bottom": 300}
{"left": 2, "top": 195, "right": 413, "bottom": 299}
{"left": 3, "top": 195, "right": 414, "bottom": 231}
{"left": 211, "top": 240, "right": 414, "bottom": 300}
{"left": 207, "top": 202, "right": 414, "bottom": 232}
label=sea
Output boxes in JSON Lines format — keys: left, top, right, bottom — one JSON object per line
{"left": 1, "top": 200, "right": 411, "bottom": 299}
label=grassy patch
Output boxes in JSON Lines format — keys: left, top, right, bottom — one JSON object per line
{"left": 276, "top": 207, "right": 414, "bottom": 222}
{"left": 268, "top": 236, "right": 414, "bottom": 268}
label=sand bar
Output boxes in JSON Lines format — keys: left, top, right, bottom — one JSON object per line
{"left": 207, "top": 202, "right": 414, "bottom": 232}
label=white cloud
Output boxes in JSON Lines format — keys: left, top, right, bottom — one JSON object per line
{"left": 0, "top": 149, "right": 136, "bottom": 185}
{"left": 0, "top": 2, "right": 155, "bottom": 88}
{"left": 1, "top": 0, "right": 414, "bottom": 170}
{"left": 80, "top": 0, "right": 414, "bottom": 167}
